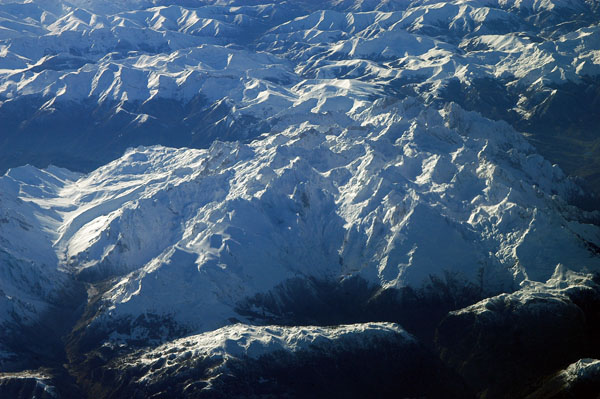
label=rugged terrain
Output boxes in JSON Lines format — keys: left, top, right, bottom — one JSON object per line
{"left": 1, "top": 0, "right": 600, "bottom": 398}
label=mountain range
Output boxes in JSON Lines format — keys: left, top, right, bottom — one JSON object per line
{"left": 1, "top": 0, "right": 600, "bottom": 398}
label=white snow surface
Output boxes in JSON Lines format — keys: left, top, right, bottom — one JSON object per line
{"left": 450, "top": 265, "right": 600, "bottom": 318}
{"left": 1, "top": 96, "right": 599, "bottom": 335}
{"left": 124, "top": 322, "right": 410, "bottom": 363}
{"left": 0, "top": 0, "right": 599, "bottom": 343}
{"left": 115, "top": 322, "right": 411, "bottom": 385}
{"left": 563, "top": 358, "right": 600, "bottom": 383}
{"left": 0, "top": 0, "right": 598, "bottom": 124}
{"left": 0, "top": 165, "right": 78, "bottom": 329}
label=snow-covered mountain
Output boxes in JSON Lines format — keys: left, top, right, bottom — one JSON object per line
{"left": 1, "top": 0, "right": 599, "bottom": 192}
{"left": 2, "top": 98, "right": 599, "bottom": 344}
{"left": 87, "top": 322, "right": 474, "bottom": 398}
{"left": 1, "top": 98, "right": 599, "bottom": 396}
{"left": 1, "top": 0, "right": 600, "bottom": 398}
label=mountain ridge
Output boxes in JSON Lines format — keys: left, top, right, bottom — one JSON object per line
{"left": 1, "top": 0, "right": 600, "bottom": 397}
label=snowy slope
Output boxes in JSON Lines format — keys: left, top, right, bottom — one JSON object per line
{"left": 1, "top": 0, "right": 597, "bottom": 109}
{"left": 0, "top": 0, "right": 599, "bottom": 396}
{"left": 85, "top": 321, "right": 475, "bottom": 398}
{"left": 118, "top": 322, "right": 412, "bottom": 364}
{"left": 1, "top": 97, "right": 599, "bottom": 344}
{"left": 0, "top": 165, "right": 80, "bottom": 366}
{"left": 0, "top": 0, "right": 599, "bottom": 186}
{"left": 111, "top": 322, "right": 414, "bottom": 387}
